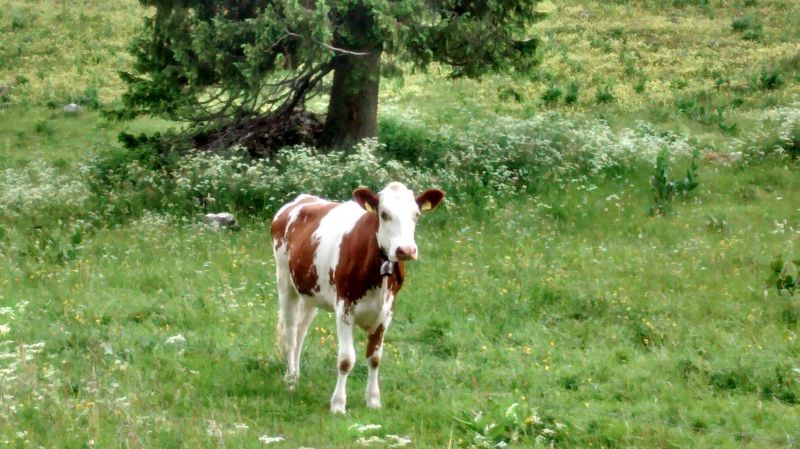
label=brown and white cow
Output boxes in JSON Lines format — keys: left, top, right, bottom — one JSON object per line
{"left": 270, "top": 182, "right": 444, "bottom": 413}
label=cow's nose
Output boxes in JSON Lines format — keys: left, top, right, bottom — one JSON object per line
{"left": 395, "top": 245, "right": 418, "bottom": 261}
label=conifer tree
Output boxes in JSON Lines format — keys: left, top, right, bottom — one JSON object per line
{"left": 120, "top": 0, "right": 540, "bottom": 152}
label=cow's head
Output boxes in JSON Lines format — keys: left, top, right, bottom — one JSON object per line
{"left": 353, "top": 182, "right": 445, "bottom": 262}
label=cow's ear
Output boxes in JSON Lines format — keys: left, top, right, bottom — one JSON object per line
{"left": 353, "top": 188, "right": 379, "bottom": 213}
{"left": 416, "top": 189, "right": 445, "bottom": 213}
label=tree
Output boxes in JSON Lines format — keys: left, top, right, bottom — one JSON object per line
{"left": 120, "top": 0, "right": 541, "bottom": 153}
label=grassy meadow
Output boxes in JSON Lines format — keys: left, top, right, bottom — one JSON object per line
{"left": 1, "top": 0, "right": 800, "bottom": 448}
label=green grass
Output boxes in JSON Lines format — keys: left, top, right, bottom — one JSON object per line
{"left": 2, "top": 159, "right": 799, "bottom": 448}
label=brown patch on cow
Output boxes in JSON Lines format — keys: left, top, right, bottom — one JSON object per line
{"left": 338, "top": 358, "right": 352, "bottom": 373}
{"left": 270, "top": 196, "right": 318, "bottom": 246}
{"left": 366, "top": 324, "right": 385, "bottom": 360}
{"left": 369, "top": 356, "right": 381, "bottom": 369}
{"left": 388, "top": 263, "right": 404, "bottom": 300}
{"left": 276, "top": 200, "right": 338, "bottom": 296}
{"left": 328, "top": 268, "right": 335, "bottom": 286}
{"left": 334, "top": 213, "right": 405, "bottom": 305}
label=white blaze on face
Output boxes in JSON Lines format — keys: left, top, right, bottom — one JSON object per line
{"left": 376, "top": 182, "right": 421, "bottom": 262}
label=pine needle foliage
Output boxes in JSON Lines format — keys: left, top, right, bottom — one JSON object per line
{"left": 118, "top": 0, "right": 542, "bottom": 150}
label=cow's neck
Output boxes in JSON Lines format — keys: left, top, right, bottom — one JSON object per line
{"left": 353, "top": 210, "right": 403, "bottom": 286}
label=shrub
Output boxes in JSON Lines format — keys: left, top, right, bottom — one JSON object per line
{"left": 731, "top": 14, "right": 762, "bottom": 41}
{"left": 497, "top": 86, "right": 524, "bottom": 104}
{"left": 634, "top": 76, "right": 647, "bottom": 94}
{"left": 72, "top": 86, "right": 101, "bottom": 109}
{"left": 81, "top": 113, "right": 700, "bottom": 221}
{"left": 541, "top": 85, "right": 563, "bottom": 104}
{"left": 595, "top": 84, "right": 615, "bottom": 104}
{"left": 0, "top": 160, "right": 91, "bottom": 224}
{"left": 564, "top": 82, "right": 580, "bottom": 105}
{"left": 648, "top": 149, "right": 700, "bottom": 216}
{"left": 33, "top": 119, "right": 53, "bottom": 136}
{"left": 741, "top": 105, "right": 800, "bottom": 159}
{"left": 768, "top": 255, "right": 798, "bottom": 297}
{"left": 757, "top": 66, "right": 785, "bottom": 91}
{"left": 377, "top": 118, "right": 454, "bottom": 165}
{"left": 760, "top": 365, "right": 799, "bottom": 405}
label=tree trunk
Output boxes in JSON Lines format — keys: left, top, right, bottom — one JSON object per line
{"left": 322, "top": 3, "right": 382, "bottom": 150}
{"left": 322, "top": 48, "right": 382, "bottom": 149}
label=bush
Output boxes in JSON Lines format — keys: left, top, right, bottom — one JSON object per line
{"left": 377, "top": 118, "right": 455, "bottom": 165}
{"left": 541, "top": 85, "right": 563, "bottom": 104}
{"left": 0, "top": 161, "right": 91, "bottom": 224}
{"left": 634, "top": 76, "right": 647, "bottom": 94}
{"left": 757, "top": 66, "right": 785, "bottom": 91}
{"left": 595, "top": 84, "right": 615, "bottom": 104}
{"left": 739, "top": 105, "right": 800, "bottom": 160}
{"left": 648, "top": 149, "right": 700, "bottom": 216}
{"left": 564, "top": 82, "right": 580, "bottom": 105}
{"left": 71, "top": 86, "right": 101, "bottom": 110}
{"left": 768, "top": 255, "right": 798, "bottom": 297}
{"left": 731, "top": 14, "right": 762, "bottom": 41}
{"left": 78, "top": 113, "right": 702, "bottom": 222}
{"left": 33, "top": 119, "right": 54, "bottom": 136}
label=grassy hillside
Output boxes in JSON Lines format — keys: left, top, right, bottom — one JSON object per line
{"left": 0, "top": 1, "right": 141, "bottom": 106}
{"left": 1, "top": 1, "right": 799, "bottom": 448}
{"left": 2, "top": 0, "right": 799, "bottom": 134}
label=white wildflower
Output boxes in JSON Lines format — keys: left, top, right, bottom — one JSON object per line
{"left": 234, "top": 423, "right": 249, "bottom": 431}
{"left": 350, "top": 424, "right": 382, "bottom": 433}
{"left": 206, "top": 420, "right": 222, "bottom": 438}
{"left": 258, "top": 435, "right": 284, "bottom": 444}
{"left": 165, "top": 334, "right": 186, "bottom": 345}
{"left": 504, "top": 402, "right": 519, "bottom": 418}
{"left": 387, "top": 435, "right": 412, "bottom": 448}
{"left": 0, "top": 324, "right": 9, "bottom": 335}
{"left": 356, "top": 436, "right": 385, "bottom": 446}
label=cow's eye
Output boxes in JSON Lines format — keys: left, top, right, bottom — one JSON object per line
{"left": 380, "top": 211, "right": 390, "bottom": 221}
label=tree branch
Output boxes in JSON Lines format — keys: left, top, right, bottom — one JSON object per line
{"left": 285, "top": 31, "right": 371, "bottom": 56}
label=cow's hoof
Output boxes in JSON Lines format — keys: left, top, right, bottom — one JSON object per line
{"left": 330, "top": 397, "right": 346, "bottom": 414}
{"left": 366, "top": 398, "right": 382, "bottom": 409}
{"left": 284, "top": 373, "right": 297, "bottom": 390}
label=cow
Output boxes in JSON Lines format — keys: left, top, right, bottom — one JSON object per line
{"left": 270, "top": 182, "right": 445, "bottom": 413}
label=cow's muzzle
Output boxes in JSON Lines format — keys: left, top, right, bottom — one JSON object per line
{"left": 395, "top": 245, "right": 418, "bottom": 261}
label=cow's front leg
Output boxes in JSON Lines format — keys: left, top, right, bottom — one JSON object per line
{"left": 365, "top": 320, "right": 388, "bottom": 409}
{"left": 331, "top": 301, "right": 355, "bottom": 414}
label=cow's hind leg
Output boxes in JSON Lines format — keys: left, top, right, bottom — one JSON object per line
{"left": 330, "top": 301, "right": 355, "bottom": 414}
{"left": 275, "top": 259, "right": 300, "bottom": 389}
{"left": 291, "top": 299, "right": 317, "bottom": 382}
